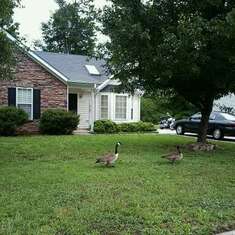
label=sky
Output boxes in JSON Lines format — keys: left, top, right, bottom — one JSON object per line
{"left": 14, "top": 0, "right": 107, "bottom": 47}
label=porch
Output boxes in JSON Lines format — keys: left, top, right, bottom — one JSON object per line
{"left": 68, "top": 85, "right": 96, "bottom": 131}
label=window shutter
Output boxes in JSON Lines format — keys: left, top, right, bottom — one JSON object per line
{"left": 33, "top": 89, "right": 41, "bottom": 119}
{"left": 8, "top": 88, "right": 16, "bottom": 106}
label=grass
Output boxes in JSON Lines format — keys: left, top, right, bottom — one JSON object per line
{"left": 0, "top": 134, "right": 234, "bottom": 235}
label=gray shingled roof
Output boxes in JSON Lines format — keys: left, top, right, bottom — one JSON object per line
{"left": 34, "top": 51, "right": 110, "bottom": 84}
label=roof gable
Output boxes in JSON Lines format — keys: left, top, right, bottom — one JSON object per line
{"left": 1, "top": 29, "right": 68, "bottom": 84}
{"left": 34, "top": 51, "right": 110, "bottom": 85}
{"left": 1, "top": 29, "right": 111, "bottom": 86}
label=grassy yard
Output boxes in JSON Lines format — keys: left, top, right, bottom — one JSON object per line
{"left": 0, "top": 135, "right": 234, "bottom": 235}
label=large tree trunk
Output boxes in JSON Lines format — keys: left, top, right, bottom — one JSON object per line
{"left": 197, "top": 99, "right": 214, "bottom": 144}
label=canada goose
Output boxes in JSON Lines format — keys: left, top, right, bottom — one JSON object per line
{"left": 161, "top": 146, "right": 183, "bottom": 164}
{"left": 96, "top": 142, "right": 122, "bottom": 167}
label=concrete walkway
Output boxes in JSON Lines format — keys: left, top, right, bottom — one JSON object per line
{"left": 158, "top": 129, "right": 235, "bottom": 143}
{"left": 158, "top": 129, "right": 176, "bottom": 135}
{"left": 217, "top": 231, "right": 235, "bottom": 235}
{"left": 73, "top": 129, "right": 91, "bottom": 135}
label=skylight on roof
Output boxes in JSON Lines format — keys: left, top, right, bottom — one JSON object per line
{"left": 85, "top": 65, "right": 100, "bottom": 76}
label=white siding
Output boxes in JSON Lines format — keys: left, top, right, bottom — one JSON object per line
{"left": 95, "top": 92, "right": 141, "bottom": 123}
{"left": 69, "top": 87, "right": 141, "bottom": 130}
{"left": 132, "top": 95, "right": 141, "bottom": 122}
{"left": 95, "top": 93, "right": 101, "bottom": 120}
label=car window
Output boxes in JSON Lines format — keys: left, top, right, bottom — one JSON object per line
{"left": 190, "top": 112, "right": 216, "bottom": 120}
{"left": 220, "top": 113, "right": 235, "bottom": 121}
{"left": 191, "top": 113, "right": 201, "bottom": 120}
{"left": 214, "top": 113, "right": 226, "bottom": 120}
{"left": 209, "top": 114, "right": 216, "bottom": 120}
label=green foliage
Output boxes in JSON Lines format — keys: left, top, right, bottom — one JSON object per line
{"left": 101, "top": 0, "right": 235, "bottom": 142}
{"left": 0, "top": 0, "right": 20, "bottom": 80}
{"left": 37, "top": 0, "right": 97, "bottom": 55}
{"left": 93, "top": 120, "right": 119, "bottom": 133}
{"left": 141, "top": 96, "right": 198, "bottom": 123}
{"left": 118, "top": 122, "right": 135, "bottom": 132}
{"left": 0, "top": 0, "right": 20, "bottom": 25}
{"left": 0, "top": 106, "right": 28, "bottom": 136}
{"left": 141, "top": 97, "right": 165, "bottom": 124}
{"left": 94, "top": 120, "right": 155, "bottom": 133}
{"left": 0, "top": 135, "right": 235, "bottom": 234}
{"left": 39, "top": 109, "right": 79, "bottom": 135}
{"left": 119, "top": 121, "right": 155, "bottom": 132}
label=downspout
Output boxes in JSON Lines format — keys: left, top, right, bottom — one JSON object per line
{"left": 67, "top": 86, "right": 69, "bottom": 111}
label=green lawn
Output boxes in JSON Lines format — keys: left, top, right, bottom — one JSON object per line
{"left": 0, "top": 135, "right": 234, "bottom": 235}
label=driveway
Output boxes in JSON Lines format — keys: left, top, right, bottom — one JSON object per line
{"left": 158, "top": 129, "right": 176, "bottom": 135}
{"left": 158, "top": 128, "right": 235, "bottom": 143}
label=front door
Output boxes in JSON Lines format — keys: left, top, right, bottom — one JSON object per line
{"left": 69, "top": 94, "right": 78, "bottom": 114}
{"left": 78, "top": 92, "right": 91, "bottom": 129}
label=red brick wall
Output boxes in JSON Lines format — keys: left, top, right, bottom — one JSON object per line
{"left": 0, "top": 51, "right": 68, "bottom": 112}
{"left": 16, "top": 121, "right": 40, "bottom": 135}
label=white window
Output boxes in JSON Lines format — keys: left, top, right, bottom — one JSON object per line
{"left": 85, "top": 65, "right": 100, "bottom": 75}
{"left": 115, "top": 95, "right": 127, "bottom": 120}
{"left": 100, "top": 95, "right": 108, "bottom": 119}
{"left": 16, "top": 88, "right": 33, "bottom": 120}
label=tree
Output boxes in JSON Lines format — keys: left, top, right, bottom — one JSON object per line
{"left": 101, "top": 0, "right": 235, "bottom": 144}
{"left": 0, "top": 0, "right": 20, "bottom": 80}
{"left": 141, "top": 94, "right": 198, "bottom": 124}
{"left": 38, "top": 0, "right": 97, "bottom": 56}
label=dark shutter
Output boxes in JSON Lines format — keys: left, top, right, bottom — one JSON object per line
{"left": 33, "top": 89, "right": 41, "bottom": 119}
{"left": 8, "top": 88, "right": 16, "bottom": 106}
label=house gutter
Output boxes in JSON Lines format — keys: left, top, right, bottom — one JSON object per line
{"left": 96, "top": 76, "right": 113, "bottom": 92}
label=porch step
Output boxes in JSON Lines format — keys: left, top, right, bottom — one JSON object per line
{"left": 73, "top": 128, "right": 91, "bottom": 135}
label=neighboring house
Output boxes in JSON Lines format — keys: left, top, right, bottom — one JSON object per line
{"left": 0, "top": 32, "right": 141, "bottom": 131}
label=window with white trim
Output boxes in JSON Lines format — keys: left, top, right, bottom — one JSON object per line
{"left": 115, "top": 95, "right": 127, "bottom": 120}
{"left": 100, "top": 95, "right": 108, "bottom": 119}
{"left": 16, "top": 88, "right": 33, "bottom": 120}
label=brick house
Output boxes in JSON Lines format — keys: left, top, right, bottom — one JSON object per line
{"left": 0, "top": 31, "right": 141, "bottom": 132}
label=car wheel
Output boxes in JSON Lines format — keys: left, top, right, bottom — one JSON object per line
{"left": 176, "top": 125, "right": 184, "bottom": 135}
{"left": 213, "top": 129, "right": 223, "bottom": 140}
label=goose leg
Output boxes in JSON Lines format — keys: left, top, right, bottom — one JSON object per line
{"left": 106, "top": 161, "right": 113, "bottom": 167}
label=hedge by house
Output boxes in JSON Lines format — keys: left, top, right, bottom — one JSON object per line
{"left": 0, "top": 106, "right": 28, "bottom": 136}
{"left": 93, "top": 120, "right": 119, "bottom": 134}
{"left": 39, "top": 109, "right": 79, "bottom": 135}
{"left": 118, "top": 121, "right": 155, "bottom": 132}
{"left": 94, "top": 120, "right": 155, "bottom": 133}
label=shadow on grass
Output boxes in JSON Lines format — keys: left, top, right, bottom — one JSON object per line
{"left": 184, "top": 133, "right": 235, "bottom": 143}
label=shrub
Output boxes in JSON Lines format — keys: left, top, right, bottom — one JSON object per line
{"left": 118, "top": 121, "right": 156, "bottom": 132}
{"left": 93, "top": 120, "right": 156, "bottom": 133}
{"left": 0, "top": 106, "right": 28, "bottom": 136}
{"left": 138, "top": 121, "right": 156, "bottom": 132}
{"left": 118, "top": 123, "right": 131, "bottom": 132}
{"left": 94, "top": 120, "right": 119, "bottom": 134}
{"left": 40, "top": 109, "right": 79, "bottom": 135}
{"left": 118, "top": 123, "right": 139, "bottom": 132}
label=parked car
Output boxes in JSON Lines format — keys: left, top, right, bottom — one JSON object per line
{"left": 174, "top": 111, "right": 235, "bottom": 140}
